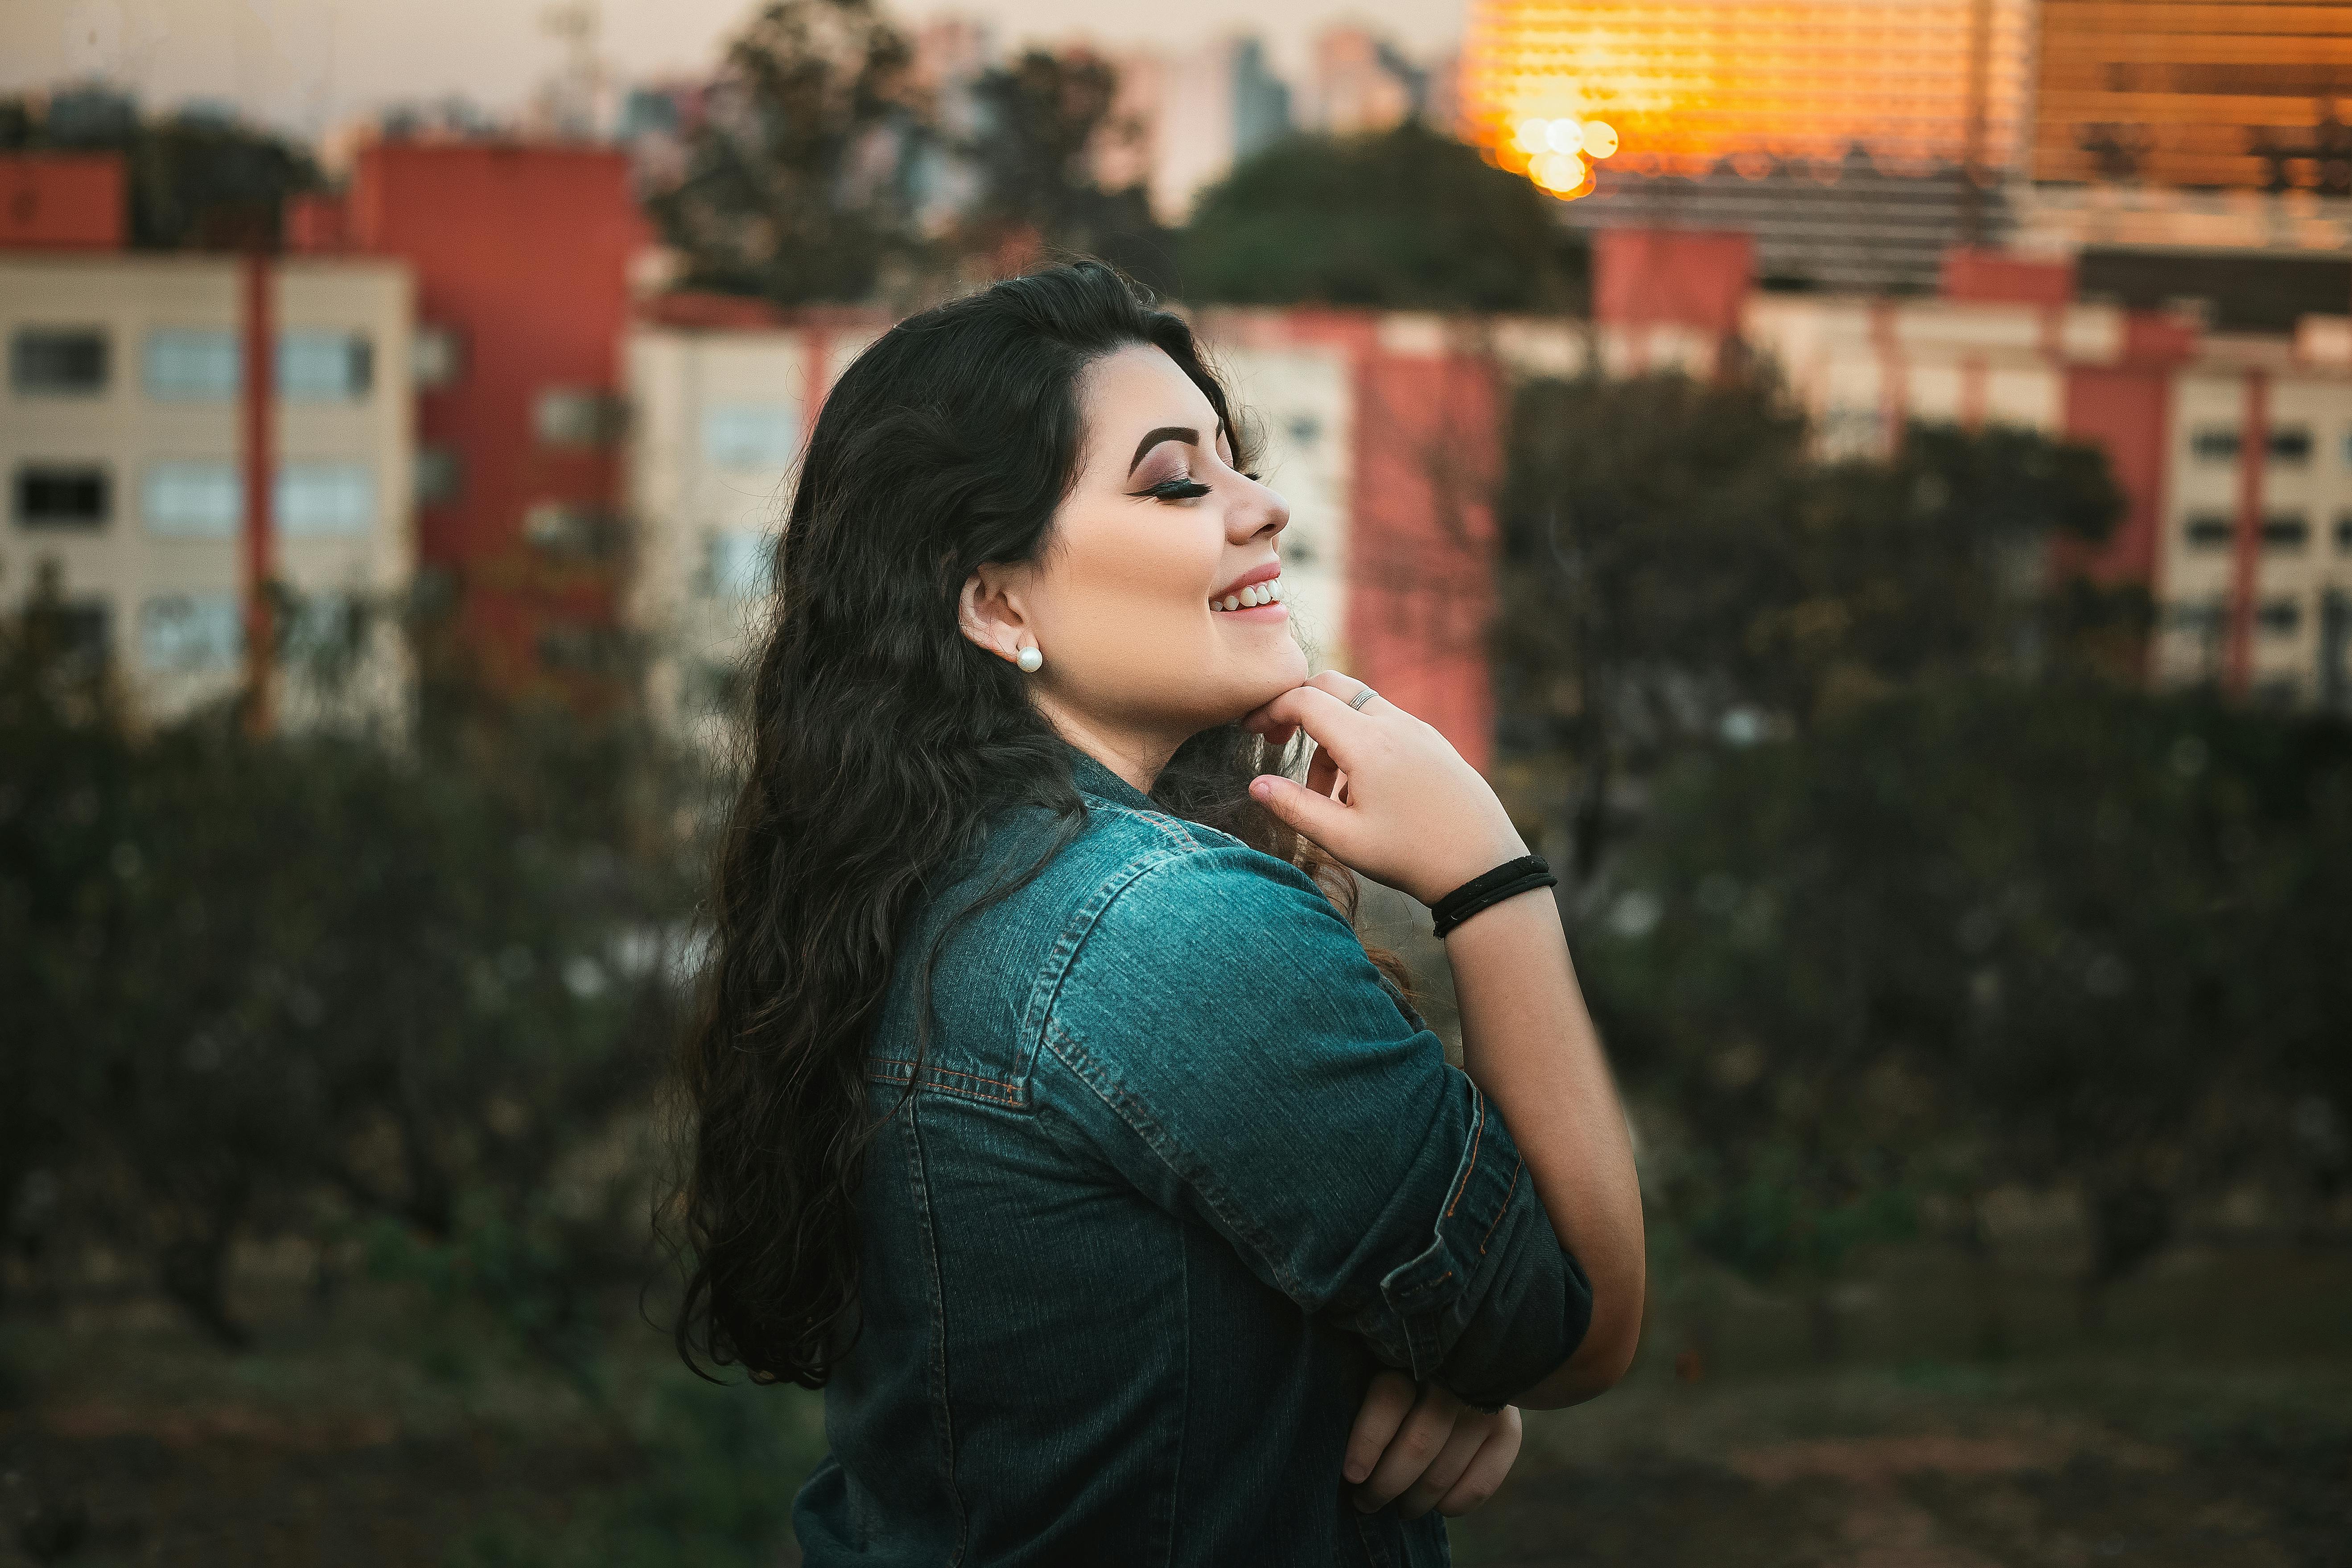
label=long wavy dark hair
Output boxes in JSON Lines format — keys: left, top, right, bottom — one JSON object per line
{"left": 672, "top": 262, "right": 1385, "bottom": 1388}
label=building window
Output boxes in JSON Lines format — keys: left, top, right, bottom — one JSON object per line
{"left": 2183, "top": 514, "right": 2234, "bottom": 548}
{"left": 2257, "top": 598, "right": 2302, "bottom": 635}
{"left": 139, "top": 593, "right": 242, "bottom": 671}
{"left": 413, "top": 326, "right": 463, "bottom": 390}
{"left": 2189, "top": 428, "right": 2241, "bottom": 463}
{"left": 523, "top": 501, "right": 622, "bottom": 557}
{"left": 2261, "top": 514, "right": 2309, "bottom": 549}
{"left": 415, "top": 446, "right": 462, "bottom": 506}
{"left": 278, "top": 331, "right": 373, "bottom": 401}
{"left": 14, "top": 464, "right": 111, "bottom": 527}
{"left": 2336, "top": 514, "right": 2352, "bottom": 551}
{"left": 277, "top": 463, "right": 375, "bottom": 537}
{"left": 1286, "top": 413, "right": 1322, "bottom": 447}
{"left": 2163, "top": 599, "right": 2226, "bottom": 636}
{"left": 700, "top": 403, "right": 798, "bottom": 470}
{"left": 534, "top": 387, "right": 625, "bottom": 447}
{"left": 2266, "top": 426, "right": 2312, "bottom": 465}
{"left": 10, "top": 327, "right": 108, "bottom": 394}
{"left": 707, "top": 529, "right": 774, "bottom": 599}
{"left": 144, "top": 329, "right": 240, "bottom": 399}
{"left": 144, "top": 461, "right": 240, "bottom": 538}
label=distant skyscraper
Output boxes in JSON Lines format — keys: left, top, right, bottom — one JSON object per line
{"left": 1307, "top": 25, "right": 1426, "bottom": 136}
{"left": 1121, "top": 36, "right": 1296, "bottom": 225}
{"left": 2033, "top": 0, "right": 2352, "bottom": 194}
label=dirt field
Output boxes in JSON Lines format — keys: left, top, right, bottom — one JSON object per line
{"left": 4, "top": 1244, "right": 2347, "bottom": 1567}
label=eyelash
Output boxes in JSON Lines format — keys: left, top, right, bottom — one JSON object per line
{"left": 1133, "top": 472, "right": 1263, "bottom": 502}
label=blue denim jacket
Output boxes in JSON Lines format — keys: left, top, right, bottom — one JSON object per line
{"left": 794, "top": 749, "right": 1593, "bottom": 1566}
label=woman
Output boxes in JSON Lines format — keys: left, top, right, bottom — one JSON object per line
{"left": 676, "top": 262, "right": 1644, "bottom": 1564}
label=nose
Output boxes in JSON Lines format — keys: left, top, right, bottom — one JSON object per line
{"left": 1228, "top": 472, "right": 1289, "bottom": 546}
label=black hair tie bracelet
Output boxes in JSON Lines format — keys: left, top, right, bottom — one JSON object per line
{"left": 1430, "top": 854, "right": 1557, "bottom": 939}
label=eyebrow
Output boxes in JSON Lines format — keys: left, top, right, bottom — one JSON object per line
{"left": 1128, "top": 425, "right": 1199, "bottom": 475}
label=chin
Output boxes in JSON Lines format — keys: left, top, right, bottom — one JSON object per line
{"left": 1224, "top": 644, "right": 1309, "bottom": 720}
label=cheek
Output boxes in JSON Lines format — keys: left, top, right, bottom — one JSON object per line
{"left": 1045, "top": 514, "right": 1217, "bottom": 640}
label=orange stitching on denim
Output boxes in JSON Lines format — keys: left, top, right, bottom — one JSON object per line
{"left": 866, "top": 1059, "right": 1024, "bottom": 1104}
{"left": 1445, "top": 1097, "right": 1487, "bottom": 1219}
{"left": 1478, "top": 1162, "right": 1522, "bottom": 1255}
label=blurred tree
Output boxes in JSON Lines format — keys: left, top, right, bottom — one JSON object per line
{"left": 955, "top": 49, "right": 1174, "bottom": 292}
{"left": 1587, "top": 679, "right": 2352, "bottom": 1345}
{"left": 643, "top": 0, "right": 923, "bottom": 305}
{"left": 0, "top": 93, "right": 321, "bottom": 250}
{"left": 1495, "top": 375, "right": 2133, "bottom": 884}
{"left": 1177, "top": 121, "right": 1584, "bottom": 312}
{"left": 1493, "top": 370, "right": 1812, "bottom": 884}
{"left": 0, "top": 590, "right": 698, "bottom": 1349}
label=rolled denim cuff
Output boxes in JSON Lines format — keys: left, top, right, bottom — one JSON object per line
{"left": 1372, "top": 1088, "right": 1587, "bottom": 1409}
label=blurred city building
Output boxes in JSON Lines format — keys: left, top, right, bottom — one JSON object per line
{"left": 1460, "top": 0, "right": 2035, "bottom": 291}
{"left": 1, "top": 150, "right": 413, "bottom": 723}
{"left": 1304, "top": 26, "right": 1429, "bottom": 136}
{"left": 1113, "top": 37, "right": 1296, "bottom": 224}
{"left": 1516, "top": 229, "right": 2352, "bottom": 708}
{"left": 2011, "top": 0, "right": 2352, "bottom": 326}
{"left": 293, "top": 141, "right": 649, "bottom": 693}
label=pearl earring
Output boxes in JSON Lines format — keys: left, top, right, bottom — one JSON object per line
{"left": 1015, "top": 645, "right": 1043, "bottom": 673}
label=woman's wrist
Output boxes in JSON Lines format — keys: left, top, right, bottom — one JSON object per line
{"left": 1430, "top": 855, "right": 1557, "bottom": 938}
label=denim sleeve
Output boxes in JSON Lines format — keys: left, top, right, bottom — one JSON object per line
{"left": 1034, "top": 844, "right": 1592, "bottom": 1408}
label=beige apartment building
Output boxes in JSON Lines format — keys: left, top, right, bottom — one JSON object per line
{"left": 1, "top": 251, "right": 414, "bottom": 722}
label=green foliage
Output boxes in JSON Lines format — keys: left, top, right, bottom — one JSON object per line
{"left": 1497, "top": 372, "right": 2138, "bottom": 877}
{"left": 1580, "top": 679, "right": 2352, "bottom": 1321}
{"left": 644, "top": 0, "right": 924, "bottom": 304}
{"left": 0, "top": 586, "right": 697, "bottom": 1349}
{"left": 1177, "top": 122, "right": 1584, "bottom": 311}
{"left": 0, "top": 92, "right": 322, "bottom": 249}
{"left": 958, "top": 49, "right": 1174, "bottom": 291}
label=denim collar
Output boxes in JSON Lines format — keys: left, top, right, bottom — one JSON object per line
{"left": 1064, "top": 742, "right": 1157, "bottom": 814}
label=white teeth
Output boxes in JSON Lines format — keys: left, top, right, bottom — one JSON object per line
{"left": 1212, "top": 575, "right": 1283, "bottom": 611}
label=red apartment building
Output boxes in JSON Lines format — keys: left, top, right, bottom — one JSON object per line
{"left": 300, "top": 142, "right": 648, "bottom": 691}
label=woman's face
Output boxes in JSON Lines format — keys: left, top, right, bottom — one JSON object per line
{"left": 961, "top": 343, "right": 1307, "bottom": 775}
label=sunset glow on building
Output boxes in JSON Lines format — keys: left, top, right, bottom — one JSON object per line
{"left": 1460, "top": 0, "right": 2033, "bottom": 193}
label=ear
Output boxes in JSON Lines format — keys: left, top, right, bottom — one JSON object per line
{"left": 957, "top": 564, "right": 1033, "bottom": 666}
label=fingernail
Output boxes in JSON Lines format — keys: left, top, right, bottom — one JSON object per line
{"left": 1352, "top": 1492, "right": 1378, "bottom": 1513}
{"left": 1249, "top": 777, "right": 1275, "bottom": 799}
{"left": 1343, "top": 1463, "right": 1366, "bottom": 1484}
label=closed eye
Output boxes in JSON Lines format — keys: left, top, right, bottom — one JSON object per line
{"left": 1133, "top": 477, "right": 1211, "bottom": 501}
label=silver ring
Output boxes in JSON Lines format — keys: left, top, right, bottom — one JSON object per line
{"left": 1347, "top": 686, "right": 1378, "bottom": 712}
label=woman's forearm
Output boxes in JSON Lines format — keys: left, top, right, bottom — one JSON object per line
{"left": 1443, "top": 889, "right": 1645, "bottom": 1409}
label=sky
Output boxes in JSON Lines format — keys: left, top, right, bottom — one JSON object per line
{"left": 1, "top": 0, "right": 1467, "bottom": 138}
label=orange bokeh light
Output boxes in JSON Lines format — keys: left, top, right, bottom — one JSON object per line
{"left": 1459, "top": 0, "right": 2033, "bottom": 193}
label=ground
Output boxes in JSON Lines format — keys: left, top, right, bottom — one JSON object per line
{"left": 3, "top": 1244, "right": 2347, "bottom": 1565}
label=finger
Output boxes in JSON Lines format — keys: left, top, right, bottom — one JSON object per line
{"left": 1395, "top": 1417, "right": 1491, "bottom": 1520}
{"left": 1250, "top": 684, "right": 1378, "bottom": 772}
{"left": 1299, "top": 669, "right": 1382, "bottom": 711}
{"left": 1247, "top": 771, "right": 1352, "bottom": 851}
{"left": 1353, "top": 1383, "right": 1465, "bottom": 1512}
{"left": 1342, "top": 1371, "right": 1417, "bottom": 1486}
{"left": 1437, "top": 1407, "right": 1524, "bottom": 1518}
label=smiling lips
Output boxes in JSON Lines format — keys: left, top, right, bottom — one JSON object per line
{"left": 1211, "top": 563, "right": 1285, "bottom": 615}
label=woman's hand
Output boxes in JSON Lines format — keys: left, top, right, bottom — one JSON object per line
{"left": 1243, "top": 671, "right": 1528, "bottom": 908}
{"left": 1344, "top": 1370, "right": 1524, "bottom": 1518}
